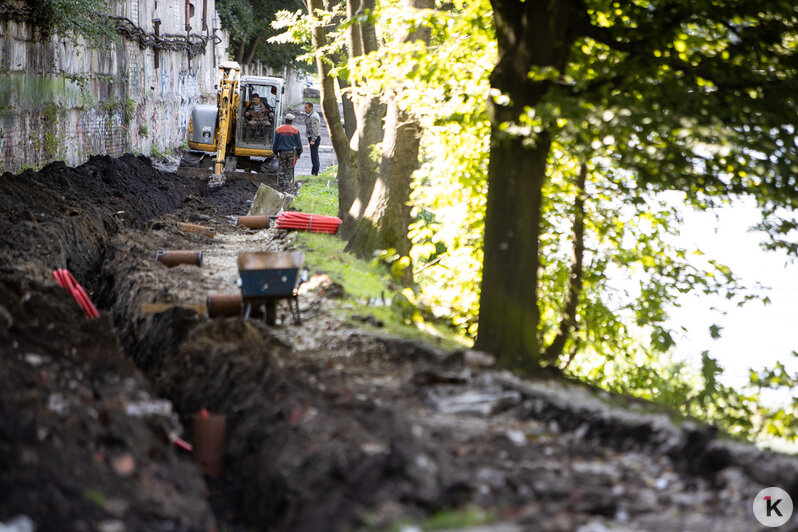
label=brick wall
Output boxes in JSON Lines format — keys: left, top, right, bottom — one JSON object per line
{"left": 0, "top": 0, "right": 230, "bottom": 173}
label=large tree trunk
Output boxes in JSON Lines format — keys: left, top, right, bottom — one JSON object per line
{"left": 343, "top": 0, "right": 432, "bottom": 276}
{"left": 345, "top": 96, "right": 419, "bottom": 284}
{"left": 307, "top": 0, "right": 359, "bottom": 224}
{"left": 475, "top": 0, "right": 576, "bottom": 373}
{"left": 337, "top": 0, "right": 389, "bottom": 239}
{"left": 339, "top": 94, "right": 386, "bottom": 238}
{"left": 338, "top": 76, "right": 357, "bottom": 141}
{"left": 475, "top": 127, "right": 549, "bottom": 372}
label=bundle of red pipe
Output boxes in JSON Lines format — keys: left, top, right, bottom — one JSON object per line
{"left": 275, "top": 211, "right": 342, "bottom": 235}
{"left": 52, "top": 268, "right": 100, "bottom": 319}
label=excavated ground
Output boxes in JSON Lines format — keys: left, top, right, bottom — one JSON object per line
{"left": 1, "top": 156, "right": 797, "bottom": 532}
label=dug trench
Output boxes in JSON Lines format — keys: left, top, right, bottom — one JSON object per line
{"left": 2, "top": 155, "right": 798, "bottom": 531}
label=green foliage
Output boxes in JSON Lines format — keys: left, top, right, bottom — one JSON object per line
{"left": 284, "top": 0, "right": 798, "bottom": 442}
{"left": 43, "top": 131, "right": 59, "bottom": 157}
{"left": 138, "top": 124, "right": 149, "bottom": 137}
{"left": 217, "top": 0, "right": 256, "bottom": 43}
{"left": 41, "top": 102, "right": 59, "bottom": 123}
{"left": 218, "top": 0, "right": 312, "bottom": 71}
{"left": 102, "top": 98, "right": 119, "bottom": 112}
{"left": 123, "top": 97, "right": 136, "bottom": 123}
{"left": 30, "top": 0, "right": 116, "bottom": 46}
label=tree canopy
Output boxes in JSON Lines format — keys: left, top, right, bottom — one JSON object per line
{"left": 477, "top": 0, "right": 798, "bottom": 370}
{"left": 217, "top": 0, "right": 309, "bottom": 69}
{"left": 274, "top": 0, "right": 798, "bottom": 440}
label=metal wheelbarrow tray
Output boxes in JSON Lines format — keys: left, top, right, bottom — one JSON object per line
{"left": 237, "top": 251, "right": 305, "bottom": 325}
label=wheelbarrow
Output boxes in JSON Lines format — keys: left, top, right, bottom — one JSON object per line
{"left": 237, "top": 251, "right": 305, "bottom": 325}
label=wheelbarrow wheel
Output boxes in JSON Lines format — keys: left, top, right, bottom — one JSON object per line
{"left": 265, "top": 301, "right": 277, "bottom": 325}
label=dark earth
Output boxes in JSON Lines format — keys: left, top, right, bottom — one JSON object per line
{"left": 1, "top": 155, "right": 797, "bottom": 532}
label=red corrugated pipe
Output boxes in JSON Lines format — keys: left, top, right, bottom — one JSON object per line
{"left": 52, "top": 268, "right": 100, "bottom": 319}
{"left": 275, "top": 211, "right": 342, "bottom": 234}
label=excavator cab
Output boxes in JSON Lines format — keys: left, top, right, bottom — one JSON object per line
{"left": 237, "top": 80, "right": 282, "bottom": 150}
{"left": 179, "top": 64, "right": 286, "bottom": 186}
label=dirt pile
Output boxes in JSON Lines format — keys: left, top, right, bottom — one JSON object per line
{"left": 2, "top": 154, "right": 798, "bottom": 532}
{"left": 0, "top": 155, "right": 256, "bottom": 531}
{"left": 0, "top": 273, "right": 212, "bottom": 531}
{"left": 99, "top": 210, "right": 798, "bottom": 531}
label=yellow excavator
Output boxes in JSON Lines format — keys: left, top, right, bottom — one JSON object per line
{"left": 178, "top": 61, "right": 285, "bottom": 186}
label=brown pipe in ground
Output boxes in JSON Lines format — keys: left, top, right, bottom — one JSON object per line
{"left": 177, "top": 222, "right": 215, "bottom": 239}
{"left": 156, "top": 250, "right": 203, "bottom": 267}
{"left": 192, "top": 409, "right": 226, "bottom": 478}
{"left": 206, "top": 293, "right": 243, "bottom": 317}
{"left": 236, "top": 215, "right": 269, "bottom": 229}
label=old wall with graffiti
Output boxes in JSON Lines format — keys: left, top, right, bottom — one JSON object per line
{"left": 0, "top": 0, "right": 229, "bottom": 173}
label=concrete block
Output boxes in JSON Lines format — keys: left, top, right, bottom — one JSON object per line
{"left": 249, "top": 184, "right": 291, "bottom": 216}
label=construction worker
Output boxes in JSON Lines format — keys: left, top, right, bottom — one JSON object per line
{"left": 272, "top": 113, "right": 303, "bottom": 190}
{"left": 244, "top": 93, "right": 273, "bottom": 139}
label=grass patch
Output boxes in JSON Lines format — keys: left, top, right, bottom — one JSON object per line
{"left": 417, "top": 506, "right": 496, "bottom": 530}
{"left": 362, "top": 506, "right": 496, "bottom": 531}
{"left": 293, "top": 166, "right": 338, "bottom": 216}
{"left": 293, "top": 232, "right": 468, "bottom": 351}
{"left": 297, "top": 232, "right": 386, "bottom": 300}
{"left": 291, "top": 165, "right": 470, "bottom": 352}
{"left": 84, "top": 488, "right": 105, "bottom": 507}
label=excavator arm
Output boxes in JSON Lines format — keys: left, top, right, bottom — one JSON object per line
{"left": 211, "top": 62, "right": 241, "bottom": 183}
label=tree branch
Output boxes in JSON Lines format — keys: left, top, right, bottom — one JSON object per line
{"left": 542, "top": 162, "right": 586, "bottom": 363}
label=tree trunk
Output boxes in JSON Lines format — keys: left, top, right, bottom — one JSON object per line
{"left": 542, "top": 162, "right": 586, "bottom": 363}
{"left": 338, "top": 76, "right": 357, "bottom": 141}
{"left": 242, "top": 33, "right": 262, "bottom": 66}
{"left": 345, "top": 96, "right": 419, "bottom": 285}
{"left": 307, "top": 0, "right": 359, "bottom": 225}
{"left": 475, "top": 0, "right": 577, "bottom": 373}
{"left": 340, "top": 0, "right": 361, "bottom": 142}
{"left": 347, "top": 0, "right": 364, "bottom": 58}
{"left": 339, "top": 93, "right": 386, "bottom": 239}
{"left": 356, "top": 0, "right": 379, "bottom": 54}
{"left": 235, "top": 39, "right": 245, "bottom": 63}
{"left": 475, "top": 126, "right": 549, "bottom": 373}
{"left": 343, "top": 0, "right": 431, "bottom": 275}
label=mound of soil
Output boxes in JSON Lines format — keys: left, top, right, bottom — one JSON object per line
{"left": 2, "top": 154, "right": 797, "bottom": 532}
{"left": 0, "top": 155, "right": 256, "bottom": 531}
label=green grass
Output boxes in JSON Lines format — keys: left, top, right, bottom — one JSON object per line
{"left": 293, "top": 166, "right": 338, "bottom": 216}
{"left": 291, "top": 166, "right": 470, "bottom": 352}
{"left": 296, "top": 232, "right": 387, "bottom": 300}
{"left": 360, "top": 506, "right": 496, "bottom": 531}
{"left": 84, "top": 488, "right": 105, "bottom": 507}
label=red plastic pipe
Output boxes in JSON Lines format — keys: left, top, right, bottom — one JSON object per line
{"left": 52, "top": 268, "right": 100, "bottom": 319}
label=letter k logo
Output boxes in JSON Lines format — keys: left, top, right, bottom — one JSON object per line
{"left": 764, "top": 496, "right": 783, "bottom": 517}
{"left": 755, "top": 488, "right": 792, "bottom": 527}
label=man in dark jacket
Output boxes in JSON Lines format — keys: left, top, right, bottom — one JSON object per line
{"left": 272, "top": 113, "right": 303, "bottom": 189}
